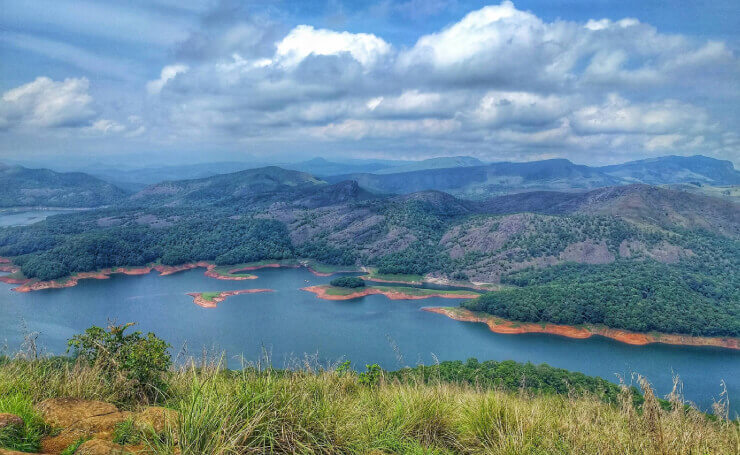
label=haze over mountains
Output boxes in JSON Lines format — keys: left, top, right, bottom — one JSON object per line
{"left": 1, "top": 155, "right": 738, "bottom": 209}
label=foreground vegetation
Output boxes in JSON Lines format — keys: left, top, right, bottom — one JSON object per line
{"left": 0, "top": 325, "right": 737, "bottom": 454}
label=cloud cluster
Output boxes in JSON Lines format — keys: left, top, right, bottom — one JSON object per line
{"left": 1, "top": 77, "right": 95, "bottom": 129}
{"left": 2, "top": 1, "right": 738, "bottom": 164}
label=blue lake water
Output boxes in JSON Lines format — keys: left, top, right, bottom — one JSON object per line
{"left": 0, "top": 266, "right": 737, "bottom": 415}
{"left": 0, "top": 210, "right": 77, "bottom": 227}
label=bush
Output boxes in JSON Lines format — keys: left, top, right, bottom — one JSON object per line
{"left": 67, "top": 323, "right": 171, "bottom": 402}
{"left": 330, "top": 276, "right": 366, "bottom": 288}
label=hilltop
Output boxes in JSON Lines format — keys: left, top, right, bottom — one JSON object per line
{"left": 129, "top": 166, "right": 326, "bottom": 206}
{"left": 0, "top": 163, "right": 128, "bottom": 208}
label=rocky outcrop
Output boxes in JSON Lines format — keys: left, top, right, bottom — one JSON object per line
{"left": 24, "top": 398, "right": 182, "bottom": 455}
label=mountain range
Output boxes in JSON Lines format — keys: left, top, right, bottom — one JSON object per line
{"left": 1, "top": 155, "right": 737, "bottom": 209}
{"left": 327, "top": 155, "right": 740, "bottom": 198}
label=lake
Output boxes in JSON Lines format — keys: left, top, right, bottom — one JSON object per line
{"left": 0, "top": 209, "right": 81, "bottom": 227}
{"left": 0, "top": 266, "right": 737, "bottom": 414}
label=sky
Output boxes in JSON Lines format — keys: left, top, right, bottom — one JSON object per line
{"left": 1, "top": 0, "right": 738, "bottom": 168}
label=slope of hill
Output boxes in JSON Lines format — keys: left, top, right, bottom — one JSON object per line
{"left": 327, "top": 159, "right": 622, "bottom": 198}
{"left": 129, "top": 166, "right": 327, "bottom": 206}
{"left": 598, "top": 155, "right": 740, "bottom": 185}
{"left": 477, "top": 184, "right": 740, "bottom": 237}
{"left": 0, "top": 163, "right": 129, "bottom": 208}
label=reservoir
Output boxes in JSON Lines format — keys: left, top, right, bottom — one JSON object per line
{"left": 0, "top": 266, "right": 737, "bottom": 415}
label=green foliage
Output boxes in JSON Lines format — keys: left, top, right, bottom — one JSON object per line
{"left": 329, "top": 276, "right": 366, "bottom": 288}
{"left": 389, "top": 358, "right": 640, "bottom": 406}
{"left": 466, "top": 258, "right": 740, "bottom": 337}
{"left": 358, "top": 363, "right": 382, "bottom": 387}
{"left": 376, "top": 241, "right": 451, "bottom": 276}
{"left": 295, "top": 239, "right": 357, "bottom": 266}
{"left": 59, "top": 437, "right": 88, "bottom": 455}
{"left": 67, "top": 323, "right": 172, "bottom": 402}
{"left": 0, "top": 393, "right": 47, "bottom": 452}
{"left": 112, "top": 419, "right": 140, "bottom": 445}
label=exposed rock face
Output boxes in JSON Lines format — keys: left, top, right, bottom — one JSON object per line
{"left": 0, "top": 413, "right": 23, "bottom": 429}
{"left": 37, "top": 398, "right": 131, "bottom": 454}
{"left": 37, "top": 398, "right": 119, "bottom": 428}
{"left": 559, "top": 241, "right": 614, "bottom": 264}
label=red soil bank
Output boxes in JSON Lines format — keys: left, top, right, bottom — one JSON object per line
{"left": 424, "top": 307, "right": 739, "bottom": 350}
{"left": 186, "top": 289, "right": 274, "bottom": 308}
{"left": 302, "top": 285, "right": 479, "bottom": 301}
{"left": 5, "top": 262, "right": 256, "bottom": 293}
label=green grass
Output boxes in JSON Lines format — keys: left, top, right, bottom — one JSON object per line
{"left": 303, "top": 260, "right": 360, "bottom": 274}
{"left": 364, "top": 271, "right": 424, "bottom": 283}
{"left": 59, "top": 437, "right": 88, "bottom": 455}
{"left": 210, "top": 265, "right": 257, "bottom": 278}
{"left": 198, "top": 292, "right": 221, "bottom": 302}
{"left": 0, "top": 392, "right": 47, "bottom": 452}
{"left": 0, "top": 355, "right": 737, "bottom": 454}
{"left": 112, "top": 418, "right": 141, "bottom": 445}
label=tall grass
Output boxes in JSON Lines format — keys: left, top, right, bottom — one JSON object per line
{"left": 0, "top": 356, "right": 737, "bottom": 454}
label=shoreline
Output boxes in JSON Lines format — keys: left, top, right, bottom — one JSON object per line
{"left": 228, "top": 261, "right": 359, "bottom": 277}
{"left": 186, "top": 289, "right": 274, "bottom": 308}
{"left": 424, "top": 307, "right": 739, "bottom": 350}
{"left": 302, "top": 285, "right": 480, "bottom": 301}
{"left": 0, "top": 261, "right": 257, "bottom": 293}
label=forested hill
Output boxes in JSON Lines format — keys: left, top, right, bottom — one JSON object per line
{"left": 128, "top": 166, "right": 327, "bottom": 206}
{"left": 0, "top": 163, "right": 129, "bottom": 208}
{"left": 1, "top": 165, "right": 738, "bottom": 337}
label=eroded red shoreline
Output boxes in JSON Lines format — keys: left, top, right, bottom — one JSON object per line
{"left": 302, "top": 285, "right": 480, "bottom": 301}
{"left": 1, "top": 262, "right": 256, "bottom": 293}
{"left": 424, "top": 307, "right": 739, "bottom": 350}
{"left": 186, "top": 289, "right": 274, "bottom": 308}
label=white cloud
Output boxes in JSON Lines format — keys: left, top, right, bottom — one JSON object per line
{"left": 472, "top": 91, "right": 570, "bottom": 127}
{"left": 571, "top": 94, "right": 712, "bottom": 135}
{"left": 275, "top": 25, "right": 391, "bottom": 68}
{"left": 146, "top": 64, "right": 189, "bottom": 94}
{"left": 0, "top": 77, "right": 95, "bottom": 128}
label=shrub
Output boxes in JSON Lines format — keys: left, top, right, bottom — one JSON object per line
{"left": 67, "top": 323, "right": 171, "bottom": 402}
{"left": 329, "top": 276, "right": 366, "bottom": 288}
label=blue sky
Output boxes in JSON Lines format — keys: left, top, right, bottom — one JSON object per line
{"left": 1, "top": 0, "right": 738, "bottom": 167}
